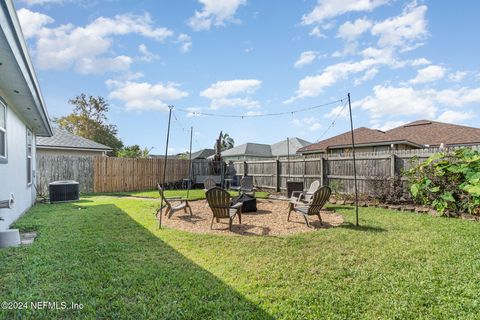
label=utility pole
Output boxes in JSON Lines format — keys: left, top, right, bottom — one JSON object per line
{"left": 347, "top": 93, "right": 359, "bottom": 226}
{"left": 159, "top": 105, "right": 173, "bottom": 229}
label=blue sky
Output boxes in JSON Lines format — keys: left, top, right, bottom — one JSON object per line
{"left": 15, "top": 0, "right": 480, "bottom": 154}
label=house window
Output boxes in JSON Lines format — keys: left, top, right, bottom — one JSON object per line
{"left": 0, "top": 102, "right": 6, "bottom": 161}
{"left": 27, "top": 128, "right": 33, "bottom": 185}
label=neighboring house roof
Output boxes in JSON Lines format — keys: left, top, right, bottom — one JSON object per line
{"left": 190, "top": 148, "right": 215, "bottom": 160}
{"left": 210, "top": 138, "right": 312, "bottom": 158}
{"left": 271, "top": 137, "right": 312, "bottom": 156}
{"left": 0, "top": 1, "right": 52, "bottom": 136}
{"left": 386, "top": 120, "right": 480, "bottom": 147}
{"left": 36, "top": 128, "right": 112, "bottom": 151}
{"left": 298, "top": 120, "right": 480, "bottom": 153}
{"left": 221, "top": 143, "right": 272, "bottom": 158}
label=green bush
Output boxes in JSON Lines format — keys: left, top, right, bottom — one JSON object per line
{"left": 405, "top": 148, "right": 480, "bottom": 215}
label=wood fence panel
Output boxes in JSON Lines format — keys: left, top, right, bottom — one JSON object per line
{"left": 36, "top": 154, "right": 94, "bottom": 194}
{"left": 93, "top": 157, "right": 190, "bottom": 193}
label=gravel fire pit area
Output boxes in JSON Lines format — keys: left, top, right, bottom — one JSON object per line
{"left": 161, "top": 199, "right": 344, "bottom": 236}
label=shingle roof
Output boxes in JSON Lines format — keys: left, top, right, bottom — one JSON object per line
{"left": 36, "top": 128, "right": 112, "bottom": 151}
{"left": 386, "top": 120, "right": 480, "bottom": 147}
{"left": 190, "top": 148, "right": 215, "bottom": 159}
{"left": 298, "top": 120, "right": 480, "bottom": 153}
{"left": 215, "top": 138, "right": 312, "bottom": 158}
{"left": 220, "top": 143, "right": 272, "bottom": 157}
{"left": 271, "top": 137, "right": 312, "bottom": 156}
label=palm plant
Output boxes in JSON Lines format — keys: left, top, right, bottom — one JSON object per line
{"left": 219, "top": 132, "right": 235, "bottom": 151}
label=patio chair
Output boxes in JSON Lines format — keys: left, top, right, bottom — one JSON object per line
{"left": 206, "top": 187, "right": 242, "bottom": 231}
{"left": 231, "top": 176, "right": 256, "bottom": 197}
{"left": 288, "top": 186, "right": 331, "bottom": 227}
{"left": 203, "top": 178, "right": 217, "bottom": 191}
{"left": 290, "top": 180, "right": 320, "bottom": 205}
{"left": 156, "top": 184, "right": 192, "bottom": 219}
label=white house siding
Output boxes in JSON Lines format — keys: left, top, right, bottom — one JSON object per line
{"left": 0, "top": 91, "right": 35, "bottom": 230}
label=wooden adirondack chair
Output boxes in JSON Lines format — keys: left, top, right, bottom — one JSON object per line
{"left": 290, "top": 180, "right": 320, "bottom": 205}
{"left": 231, "top": 176, "right": 256, "bottom": 197}
{"left": 157, "top": 184, "right": 192, "bottom": 219}
{"left": 203, "top": 178, "right": 217, "bottom": 191}
{"left": 288, "top": 186, "right": 331, "bottom": 227}
{"left": 206, "top": 187, "right": 242, "bottom": 231}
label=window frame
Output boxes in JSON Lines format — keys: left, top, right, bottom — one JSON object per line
{"left": 0, "top": 101, "right": 7, "bottom": 164}
{"left": 26, "top": 127, "right": 33, "bottom": 185}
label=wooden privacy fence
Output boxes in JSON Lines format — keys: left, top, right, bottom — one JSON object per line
{"left": 36, "top": 154, "right": 94, "bottom": 194}
{"left": 233, "top": 150, "right": 438, "bottom": 194}
{"left": 93, "top": 157, "right": 190, "bottom": 193}
{"left": 37, "top": 147, "right": 479, "bottom": 195}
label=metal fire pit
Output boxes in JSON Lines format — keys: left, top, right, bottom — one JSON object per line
{"left": 231, "top": 193, "right": 257, "bottom": 212}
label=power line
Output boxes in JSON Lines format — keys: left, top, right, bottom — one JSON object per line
{"left": 174, "top": 97, "right": 346, "bottom": 118}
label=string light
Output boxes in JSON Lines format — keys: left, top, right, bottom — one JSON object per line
{"left": 174, "top": 97, "right": 346, "bottom": 118}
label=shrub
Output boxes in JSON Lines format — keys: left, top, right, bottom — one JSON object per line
{"left": 365, "top": 176, "right": 408, "bottom": 204}
{"left": 405, "top": 148, "right": 480, "bottom": 215}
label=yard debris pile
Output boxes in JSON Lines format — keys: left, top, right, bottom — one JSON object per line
{"left": 161, "top": 199, "right": 344, "bottom": 236}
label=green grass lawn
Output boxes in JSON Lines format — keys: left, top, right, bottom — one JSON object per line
{"left": 94, "top": 188, "right": 269, "bottom": 200}
{"left": 1, "top": 197, "right": 479, "bottom": 319}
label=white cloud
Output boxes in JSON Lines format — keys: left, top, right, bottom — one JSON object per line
{"left": 337, "top": 18, "right": 372, "bottom": 41}
{"left": 292, "top": 117, "right": 322, "bottom": 131}
{"left": 177, "top": 34, "right": 192, "bottom": 53}
{"left": 324, "top": 105, "right": 348, "bottom": 119}
{"left": 76, "top": 56, "right": 132, "bottom": 75}
{"left": 294, "top": 51, "right": 318, "bottom": 68}
{"left": 354, "top": 68, "right": 379, "bottom": 85}
{"left": 371, "top": 2, "right": 428, "bottom": 49}
{"left": 409, "top": 65, "right": 446, "bottom": 84}
{"left": 302, "top": 0, "right": 388, "bottom": 25}
{"left": 356, "top": 85, "right": 480, "bottom": 121}
{"left": 286, "top": 58, "right": 379, "bottom": 102}
{"left": 309, "top": 26, "right": 326, "bottom": 38}
{"left": 17, "top": 8, "right": 54, "bottom": 39}
{"left": 107, "top": 80, "right": 188, "bottom": 111}
{"left": 187, "top": 0, "right": 246, "bottom": 31}
{"left": 428, "top": 87, "right": 480, "bottom": 107}
{"left": 355, "top": 85, "right": 437, "bottom": 119}
{"left": 17, "top": 9, "right": 173, "bottom": 74}
{"left": 436, "top": 110, "right": 473, "bottom": 123}
{"left": 138, "top": 44, "right": 160, "bottom": 62}
{"left": 411, "top": 57, "right": 431, "bottom": 66}
{"left": 200, "top": 79, "right": 261, "bottom": 109}
{"left": 448, "top": 71, "right": 468, "bottom": 82}
{"left": 371, "top": 120, "right": 407, "bottom": 131}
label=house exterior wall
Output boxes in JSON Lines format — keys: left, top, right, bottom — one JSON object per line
{"left": 37, "top": 148, "right": 106, "bottom": 157}
{"left": 0, "top": 91, "right": 36, "bottom": 231}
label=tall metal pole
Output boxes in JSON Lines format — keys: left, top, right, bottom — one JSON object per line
{"left": 159, "top": 105, "right": 173, "bottom": 229}
{"left": 348, "top": 93, "right": 359, "bottom": 226}
{"left": 186, "top": 126, "right": 193, "bottom": 198}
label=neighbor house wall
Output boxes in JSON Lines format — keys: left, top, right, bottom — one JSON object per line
{"left": 0, "top": 91, "right": 36, "bottom": 230}
{"left": 37, "top": 148, "right": 106, "bottom": 157}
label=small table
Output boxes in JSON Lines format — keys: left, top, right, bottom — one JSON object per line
{"left": 223, "top": 178, "right": 233, "bottom": 189}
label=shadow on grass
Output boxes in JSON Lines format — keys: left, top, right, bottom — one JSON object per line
{"left": 339, "top": 222, "right": 387, "bottom": 233}
{"left": 3, "top": 201, "right": 274, "bottom": 319}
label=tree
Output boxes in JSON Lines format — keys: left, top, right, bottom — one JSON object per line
{"left": 55, "top": 94, "right": 123, "bottom": 155}
{"left": 117, "top": 145, "right": 150, "bottom": 158}
{"left": 213, "top": 132, "right": 235, "bottom": 151}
